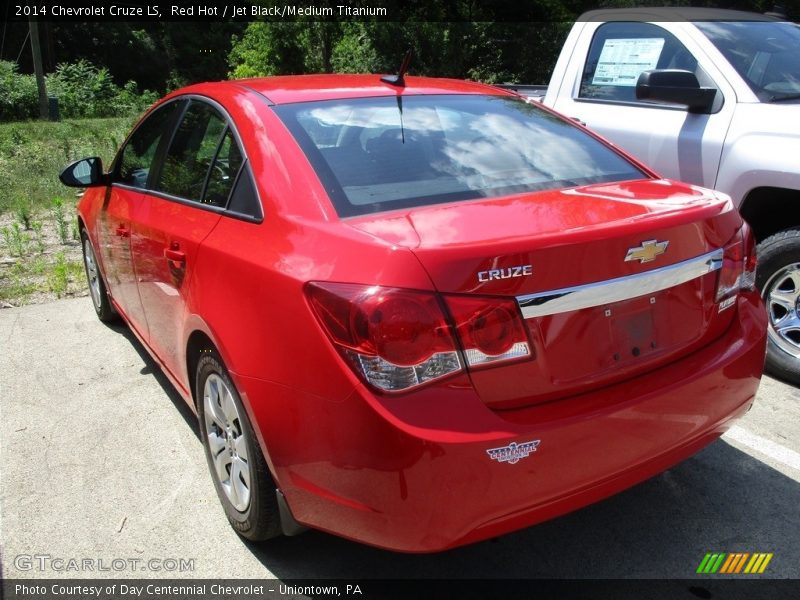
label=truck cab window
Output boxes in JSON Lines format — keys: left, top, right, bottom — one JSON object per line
{"left": 579, "top": 22, "right": 708, "bottom": 105}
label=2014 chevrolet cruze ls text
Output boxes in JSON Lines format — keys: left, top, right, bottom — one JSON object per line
{"left": 60, "top": 75, "right": 767, "bottom": 552}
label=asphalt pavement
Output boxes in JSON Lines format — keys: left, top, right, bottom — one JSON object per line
{"left": 1, "top": 297, "right": 799, "bottom": 581}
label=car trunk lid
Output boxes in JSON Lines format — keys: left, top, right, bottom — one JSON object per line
{"left": 348, "top": 179, "right": 743, "bottom": 408}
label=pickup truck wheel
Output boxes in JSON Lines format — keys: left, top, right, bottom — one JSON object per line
{"left": 757, "top": 230, "right": 800, "bottom": 384}
{"left": 196, "top": 352, "right": 282, "bottom": 541}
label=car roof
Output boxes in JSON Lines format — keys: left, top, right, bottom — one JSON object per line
{"left": 212, "top": 74, "right": 512, "bottom": 105}
{"left": 578, "top": 7, "right": 780, "bottom": 22}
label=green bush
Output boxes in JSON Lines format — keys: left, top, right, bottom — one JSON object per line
{"left": 0, "top": 61, "right": 39, "bottom": 121}
{"left": 47, "top": 60, "right": 157, "bottom": 119}
{"left": 0, "top": 59, "right": 157, "bottom": 122}
{"left": 114, "top": 80, "right": 158, "bottom": 116}
{"left": 0, "top": 117, "right": 135, "bottom": 214}
{"left": 47, "top": 60, "right": 118, "bottom": 118}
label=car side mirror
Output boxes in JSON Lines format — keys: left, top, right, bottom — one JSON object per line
{"left": 636, "top": 69, "right": 716, "bottom": 114}
{"left": 59, "top": 157, "right": 106, "bottom": 187}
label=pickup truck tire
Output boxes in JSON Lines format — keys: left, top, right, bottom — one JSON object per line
{"left": 757, "top": 229, "right": 800, "bottom": 384}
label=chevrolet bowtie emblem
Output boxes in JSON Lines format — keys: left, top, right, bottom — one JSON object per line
{"left": 625, "top": 240, "right": 669, "bottom": 263}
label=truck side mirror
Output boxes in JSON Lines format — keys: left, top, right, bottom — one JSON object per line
{"left": 636, "top": 69, "right": 716, "bottom": 114}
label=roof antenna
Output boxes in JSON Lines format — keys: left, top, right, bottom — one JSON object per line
{"left": 396, "top": 95, "right": 405, "bottom": 143}
{"left": 381, "top": 48, "right": 413, "bottom": 87}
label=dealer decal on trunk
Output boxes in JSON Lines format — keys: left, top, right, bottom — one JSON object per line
{"left": 486, "top": 440, "right": 541, "bottom": 464}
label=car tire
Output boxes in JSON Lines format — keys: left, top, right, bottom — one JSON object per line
{"left": 80, "top": 229, "right": 117, "bottom": 322}
{"left": 196, "top": 351, "right": 282, "bottom": 541}
{"left": 757, "top": 229, "right": 800, "bottom": 384}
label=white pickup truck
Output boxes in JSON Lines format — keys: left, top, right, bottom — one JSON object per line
{"left": 516, "top": 7, "right": 800, "bottom": 382}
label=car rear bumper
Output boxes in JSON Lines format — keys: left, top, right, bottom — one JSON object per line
{"left": 240, "top": 292, "right": 766, "bottom": 552}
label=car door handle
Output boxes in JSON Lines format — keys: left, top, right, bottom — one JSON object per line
{"left": 115, "top": 225, "right": 130, "bottom": 238}
{"left": 164, "top": 248, "right": 186, "bottom": 263}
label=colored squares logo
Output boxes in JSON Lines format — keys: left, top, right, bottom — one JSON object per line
{"left": 696, "top": 552, "right": 773, "bottom": 574}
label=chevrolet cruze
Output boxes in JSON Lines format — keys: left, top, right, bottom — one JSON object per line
{"left": 60, "top": 75, "right": 767, "bottom": 552}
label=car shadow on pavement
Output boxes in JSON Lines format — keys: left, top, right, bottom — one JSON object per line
{"left": 104, "top": 321, "right": 200, "bottom": 440}
{"left": 242, "top": 439, "right": 799, "bottom": 580}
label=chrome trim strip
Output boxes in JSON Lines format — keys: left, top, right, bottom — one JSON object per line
{"left": 517, "top": 248, "right": 724, "bottom": 319}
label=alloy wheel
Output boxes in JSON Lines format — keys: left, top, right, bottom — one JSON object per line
{"left": 83, "top": 238, "right": 102, "bottom": 311}
{"left": 203, "top": 373, "right": 252, "bottom": 512}
{"left": 764, "top": 262, "right": 800, "bottom": 358}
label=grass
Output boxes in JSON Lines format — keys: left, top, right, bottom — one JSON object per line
{"left": 0, "top": 116, "right": 137, "bottom": 214}
{"left": 0, "top": 241, "right": 85, "bottom": 304}
{"left": 0, "top": 277, "right": 39, "bottom": 304}
{"left": 0, "top": 115, "right": 138, "bottom": 306}
{"left": 51, "top": 197, "right": 69, "bottom": 243}
{"left": 1, "top": 223, "right": 25, "bottom": 257}
{"left": 1, "top": 196, "right": 88, "bottom": 305}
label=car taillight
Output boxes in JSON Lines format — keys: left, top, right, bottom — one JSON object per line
{"left": 306, "top": 283, "right": 463, "bottom": 391}
{"left": 716, "top": 224, "right": 757, "bottom": 307}
{"left": 306, "top": 283, "right": 534, "bottom": 392}
{"left": 443, "top": 295, "right": 533, "bottom": 369}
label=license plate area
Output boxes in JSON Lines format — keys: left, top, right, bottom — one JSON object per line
{"left": 607, "top": 297, "right": 658, "bottom": 365}
{"left": 531, "top": 279, "right": 706, "bottom": 387}
{"left": 479, "top": 254, "right": 719, "bottom": 410}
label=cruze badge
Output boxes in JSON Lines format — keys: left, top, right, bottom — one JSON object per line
{"left": 477, "top": 264, "right": 533, "bottom": 283}
{"left": 625, "top": 240, "right": 669, "bottom": 264}
{"left": 486, "top": 440, "right": 541, "bottom": 464}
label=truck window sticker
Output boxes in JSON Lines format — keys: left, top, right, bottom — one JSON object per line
{"left": 591, "top": 38, "right": 665, "bottom": 87}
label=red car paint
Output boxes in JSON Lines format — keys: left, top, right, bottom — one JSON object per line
{"left": 75, "top": 75, "right": 766, "bottom": 552}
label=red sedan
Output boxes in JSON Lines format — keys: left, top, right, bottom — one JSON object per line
{"left": 60, "top": 75, "right": 766, "bottom": 552}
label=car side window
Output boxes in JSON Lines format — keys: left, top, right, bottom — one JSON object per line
{"left": 226, "top": 163, "right": 263, "bottom": 220}
{"left": 115, "top": 101, "right": 183, "bottom": 188}
{"left": 155, "top": 101, "right": 228, "bottom": 203}
{"left": 579, "top": 22, "right": 705, "bottom": 104}
{"left": 203, "top": 129, "right": 244, "bottom": 207}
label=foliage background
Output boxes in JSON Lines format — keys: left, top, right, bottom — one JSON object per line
{"left": 1, "top": 0, "right": 798, "bottom": 122}
{"left": 1, "top": 0, "right": 798, "bottom": 305}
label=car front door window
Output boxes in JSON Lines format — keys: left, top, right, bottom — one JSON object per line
{"left": 115, "top": 101, "right": 183, "bottom": 188}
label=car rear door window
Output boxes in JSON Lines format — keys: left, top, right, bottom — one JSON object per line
{"left": 155, "top": 101, "right": 227, "bottom": 203}
{"left": 115, "top": 100, "right": 183, "bottom": 188}
{"left": 154, "top": 100, "right": 249, "bottom": 209}
{"left": 203, "top": 129, "right": 244, "bottom": 207}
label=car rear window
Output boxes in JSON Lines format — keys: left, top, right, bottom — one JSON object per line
{"left": 273, "top": 94, "right": 645, "bottom": 217}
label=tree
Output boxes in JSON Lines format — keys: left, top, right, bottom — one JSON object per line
{"left": 228, "top": 22, "right": 306, "bottom": 77}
